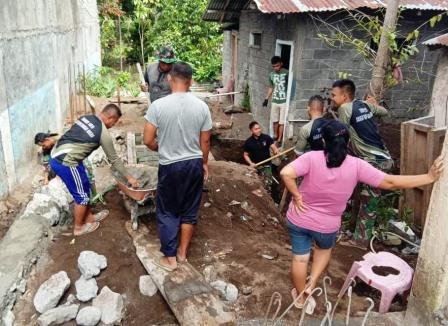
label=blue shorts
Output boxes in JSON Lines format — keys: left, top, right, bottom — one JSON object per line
{"left": 287, "top": 220, "right": 337, "bottom": 255}
{"left": 156, "top": 158, "right": 204, "bottom": 256}
{"left": 49, "top": 158, "right": 91, "bottom": 205}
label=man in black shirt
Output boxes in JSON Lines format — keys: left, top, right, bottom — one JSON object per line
{"left": 243, "top": 121, "right": 280, "bottom": 196}
{"left": 244, "top": 121, "right": 279, "bottom": 167}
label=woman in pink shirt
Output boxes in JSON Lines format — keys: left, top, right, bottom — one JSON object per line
{"left": 280, "top": 120, "right": 443, "bottom": 312}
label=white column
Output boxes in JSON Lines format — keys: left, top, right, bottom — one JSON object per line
{"left": 405, "top": 129, "right": 448, "bottom": 324}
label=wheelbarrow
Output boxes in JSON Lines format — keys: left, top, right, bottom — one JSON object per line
{"left": 113, "top": 164, "right": 158, "bottom": 230}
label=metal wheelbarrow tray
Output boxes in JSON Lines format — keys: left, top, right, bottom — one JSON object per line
{"left": 113, "top": 164, "right": 158, "bottom": 230}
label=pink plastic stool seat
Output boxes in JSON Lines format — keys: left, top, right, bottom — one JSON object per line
{"left": 338, "top": 251, "right": 413, "bottom": 313}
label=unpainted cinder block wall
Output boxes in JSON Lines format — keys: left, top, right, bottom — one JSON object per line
{"left": 233, "top": 10, "right": 446, "bottom": 132}
{"left": 0, "top": 0, "right": 101, "bottom": 198}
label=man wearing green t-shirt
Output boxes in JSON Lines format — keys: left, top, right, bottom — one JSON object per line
{"left": 263, "top": 56, "right": 288, "bottom": 145}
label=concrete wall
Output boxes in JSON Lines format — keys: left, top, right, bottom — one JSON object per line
{"left": 222, "top": 30, "right": 233, "bottom": 87}
{"left": 234, "top": 10, "right": 446, "bottom": 131}
{"left": 0, "top": 0, "right": 101, "bottom": 198}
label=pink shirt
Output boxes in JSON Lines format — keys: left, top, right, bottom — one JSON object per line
{"left": 286, "top": 151, "right": 385, "bottom": 233}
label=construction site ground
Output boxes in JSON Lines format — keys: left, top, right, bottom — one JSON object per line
{"left": 7, "top": 95, "right": 409, "bottom": 325}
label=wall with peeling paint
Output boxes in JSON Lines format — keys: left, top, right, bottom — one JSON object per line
{"left": 0, "top": 0, "right": 101, "bottom": 198}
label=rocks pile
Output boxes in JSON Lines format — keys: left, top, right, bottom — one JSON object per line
{"left": 23, "top": 178, "right": 73, "bottom": 226}
{"left": 33, "top": 251, "right": 125, "bottom": 326}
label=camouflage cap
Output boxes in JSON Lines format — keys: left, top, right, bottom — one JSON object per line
{"left": 155, "top": 45, "right": 177, "bottom": 64}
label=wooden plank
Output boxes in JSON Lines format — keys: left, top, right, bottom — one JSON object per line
{"left": 400, "top": 116, "right": 447, "bottom": 228}
{"left": 125, "top": 222, "right": 235, "bottom": 326}
{"left": 127, "top": 132, "right": 137, "bottom": 165}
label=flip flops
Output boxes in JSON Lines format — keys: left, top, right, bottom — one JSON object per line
{"left": 94, "top": 210, "right": 109, "bottom": 222}
{"left": 154, "top": 257, "right": 177, "bottom": 272}
{"left": 291, "top": 288, "right": 317, "bottom": 315}
{"left": 74, "top": 222, "right": 100, "bottom": 236}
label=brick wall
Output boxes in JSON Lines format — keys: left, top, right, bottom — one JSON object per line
{"left": 234, "top": 10, "right": 447, "bottom": 130}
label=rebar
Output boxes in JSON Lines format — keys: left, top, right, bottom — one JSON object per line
{"left": 360, "top": 298, "right": 375, "bottom": 326}
{"left": 263, "top": 292, "right": 283, "bottom": 326}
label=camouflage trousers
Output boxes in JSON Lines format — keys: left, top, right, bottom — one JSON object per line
{"left": 257, "top": 165, "right": 273, "bottom": 193}
{"left": 354, "top": 158, "right": 394, "bottom": 242}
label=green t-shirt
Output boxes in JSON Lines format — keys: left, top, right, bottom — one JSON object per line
{"left": 269, "top": 68, "right": 288, "bottom": 104}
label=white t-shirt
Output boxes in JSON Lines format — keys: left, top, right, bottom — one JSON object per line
{"left": 145, "top": 92, "right": 212, "bottom": 165}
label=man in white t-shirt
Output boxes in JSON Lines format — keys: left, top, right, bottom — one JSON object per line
{"left": 144, "top": 62, "right": 212, "bottom": 272}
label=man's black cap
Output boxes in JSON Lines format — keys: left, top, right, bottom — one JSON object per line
{"left": 34, "top": 132, "right": 58, "bottom": 144}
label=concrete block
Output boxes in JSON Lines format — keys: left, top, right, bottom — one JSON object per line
{"left": 0, "top": 213, "right": 48, "bottom": 313}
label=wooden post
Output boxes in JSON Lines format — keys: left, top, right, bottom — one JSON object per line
{"left": 368, "top": 0, "right": 401, "bottom": 100}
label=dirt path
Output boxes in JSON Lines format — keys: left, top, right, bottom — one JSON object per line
{"left": 10, "top": 96, "right": 408, "bottom": 325}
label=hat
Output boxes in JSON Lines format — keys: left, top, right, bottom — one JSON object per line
{"left": 34, "top": 132, "right": 58, "bottom": 144}
{"left": 155, "top": 45, "right": 177, "bottom": 64}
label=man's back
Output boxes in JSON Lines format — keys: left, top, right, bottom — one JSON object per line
{"left": 145, "top": 93, "right": 212, "bottom": 165}
{"left": 338, "top": 99, "right": 391, "bottom": 161}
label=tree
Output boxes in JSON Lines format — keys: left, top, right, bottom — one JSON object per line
{"left": 368, "top": 0, "right": 400, "bottom": 101}
{"left": 133, "top": 0, "right": 158, "bottom": 68}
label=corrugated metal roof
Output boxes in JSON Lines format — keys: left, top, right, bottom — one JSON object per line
{"left": 203, "top": 0, "right": 448, "bottom": 22}
{"left": 203, "top": 0, "right": 249, "bottom": 22}
{"left": 423, "top": 33, "right": 448, "bottom": 47}
{"left": 253, "top": 0, "right": 448, "bottom": 13}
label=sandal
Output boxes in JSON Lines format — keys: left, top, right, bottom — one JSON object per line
{"left": 154, "top": 257, "right": 177, "bottom": 272}
{"left": 291, "top": 288, "right": 304, "bottom": 309}
{"left": 74, "top": 222, "right": 100, "bottom": 236}
{"left": 94, "top": 210, "right": 109, "bottom": 222}
{"left": 291, "top": 288, "right": 317, "bottom": 314}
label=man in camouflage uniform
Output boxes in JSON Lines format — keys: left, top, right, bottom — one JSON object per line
{"left": 331, "top": 79, "right": 393, "bottom": 244}
{"left": 141, "top": 45, "right": 177, "bottom": 103}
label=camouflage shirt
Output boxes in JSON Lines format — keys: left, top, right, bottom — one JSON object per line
{"left": 144, "top": 62, "right": 172, "bottom": 103}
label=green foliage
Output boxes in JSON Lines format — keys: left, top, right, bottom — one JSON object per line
{"left": 315, "top": 10, "right": 447, "bottom": 89}
{"left": 97, "top": 0, "right": 223, "bottom": 83}
{"left": 84, "top": 67, "right": 140, "bottom": 97}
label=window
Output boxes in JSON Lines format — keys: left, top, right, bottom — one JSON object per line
{"left": 249, "top": 32, "right": 262, "bottom": 48}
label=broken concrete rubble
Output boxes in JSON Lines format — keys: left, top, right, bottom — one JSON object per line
{"left": 76, "top": 306, "right": 102, "bottom": 326}
{"left": 92, "top": 286, "right": 124, "bottom": 325}
{"left": 210, "top": 280, "right": 239, "bottom": 302}
{"left": 36, "top": 303, "right": 79, "bottom": 326}
{"left": 23, "top": 193, "right": 62, "bottom": 226}
{"left": 78, "top": 251, "right": 107, "bottom": 279}
{"left": 75, "top": 277, "right": 98, "bottom": 302}
{"left": 139, "top": 275, "right": 158, "bottom": 297}
{"left": 1, "top": 309, "right": 15, "bottom": 326}
{"left": 0, "top": 212, "right": 49, "bottom": 321}
{"left": 33, "top": 271, "right": 71, "bottom": 314}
